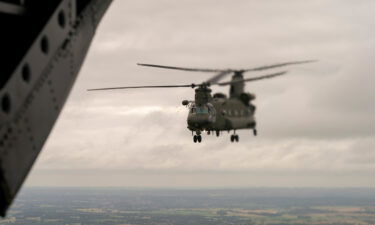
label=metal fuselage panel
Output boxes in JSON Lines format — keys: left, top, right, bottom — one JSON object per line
{"left": 212, "top": 98, "right": 255, "bottom": 130}
{"left": 0, "top": 0, "right": 112, "bottom": 216}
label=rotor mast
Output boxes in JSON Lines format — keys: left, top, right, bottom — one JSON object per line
{"left": 194, "top": 84, "right": 212, "bottom": 106}
{"left": 229, "top": 71, "right": 245, "bottom": 98}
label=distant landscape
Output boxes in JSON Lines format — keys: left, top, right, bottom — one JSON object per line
{"left": 2, "top": 188, "right": 375, "bottom": 225}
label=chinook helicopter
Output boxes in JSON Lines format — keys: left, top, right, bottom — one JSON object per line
{"left": 88, "top": 60, "right": 314, "bottom": 143}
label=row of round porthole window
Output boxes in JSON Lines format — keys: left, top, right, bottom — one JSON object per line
{"left": 1, "top": 9, "right": 67, "bottom": 115}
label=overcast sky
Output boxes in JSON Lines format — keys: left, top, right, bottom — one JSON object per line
{"left": 26, "top": 0, "right": 375, "bottom": 187}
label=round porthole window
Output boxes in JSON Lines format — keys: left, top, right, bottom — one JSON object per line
{"left": 2, "top": 94, "right": 11, "bottom": 114}
{"left": 40, "top": 36, "right": 49, "bottom": 54}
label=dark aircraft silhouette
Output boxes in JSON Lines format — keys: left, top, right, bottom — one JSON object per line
{"left": 0, "top": 0, "right": 113, "bottom": 216}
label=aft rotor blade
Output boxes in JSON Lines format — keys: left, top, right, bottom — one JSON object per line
{"left": 87, "top": 84, "right": 195, "bottom": 91}
{"left": 137, "top": 63, "right": 224, "bottom": 72}
{"left": 243, "top": 60, "right": 316, "bottom": 72}
{"left": 216, "top": 71, "right": 288, "bottom": 86}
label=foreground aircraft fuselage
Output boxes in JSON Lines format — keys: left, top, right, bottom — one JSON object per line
{"left": 0, "top": 0, "right": 113, "bottom": 216}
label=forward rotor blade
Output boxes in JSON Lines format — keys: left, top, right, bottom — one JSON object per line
{"left": 206, "top": 70, "right": 232, "bottom": 84}
{"left": 216, "top": 71, "right": 288, "bottom": 86}
{"left": 137, "top": 63, "right": 224, "bottom": 72}
{"left": 243, "top": 60, "right": 316, "bottom": 72}
{"left": 87, "top": 84, "right": 194, "bottom": 91}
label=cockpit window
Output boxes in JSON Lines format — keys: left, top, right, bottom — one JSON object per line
{"left": 196, "top": 107, "right": 208, "bottom": 114}
{"left": 190, "top": 106, "right": 209, "bottom": 114}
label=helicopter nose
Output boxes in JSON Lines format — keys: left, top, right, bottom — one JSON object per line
{"left": 188, "top": 114, "right": 211, "bottom": 127}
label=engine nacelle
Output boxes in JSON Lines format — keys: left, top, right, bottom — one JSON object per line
{"left": 239, "top": 92, "right": 256, "bottom": 105}
{"left": 213, "top": 92, "right": 227, "bottom": 99}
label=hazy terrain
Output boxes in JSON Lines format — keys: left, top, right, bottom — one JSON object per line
{"left": 1, "top": 188, "right": 375, "bottom": 225}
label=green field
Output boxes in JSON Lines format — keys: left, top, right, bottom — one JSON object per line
{"left": 2, "top": 188, "right": 375, "bottom": 225}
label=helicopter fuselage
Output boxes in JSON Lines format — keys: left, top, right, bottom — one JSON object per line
{"left": 185, "top": 84, "right": 256, "bottom": 143}
{"left": 187, "top": 97, "right": 256, "bottom": 132}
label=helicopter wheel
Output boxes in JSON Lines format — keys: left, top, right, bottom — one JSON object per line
{"left": 216, "top": 131, "right": 220, "bottom": 137}
{"left": 230, "top": 135, "right": 239, "bottom": 142}
{"left": 253, "top": 129, "right": 257, "bottom": 136}
{"left": 193, "top": 135, "right": 202, "bottom": 143}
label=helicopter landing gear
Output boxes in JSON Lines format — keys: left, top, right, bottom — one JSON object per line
{"left": 193, "top": 135, "right": 202, "bottom": 143}
{"left": 231, "top": 131, "right": 239, "bottom": 142}
{"left": 230, "top": 134, "right": 239, "bottom": 142}
{"left": 253, "top": 129, "right": 257, "bottom": 136}
{"left": 193, "top": 130, "right": 202, "bottom": 143}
